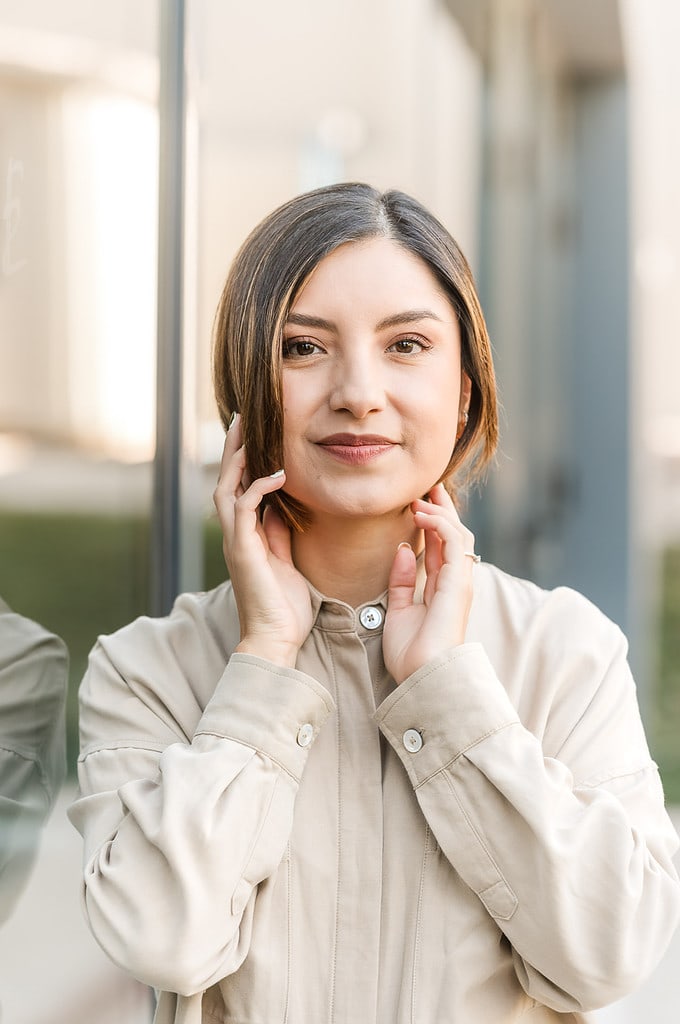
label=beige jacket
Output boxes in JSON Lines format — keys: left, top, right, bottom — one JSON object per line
{"left": 69, "top": 563, "right": 680, "bottom": 1024}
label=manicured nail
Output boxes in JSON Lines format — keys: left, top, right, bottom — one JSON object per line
{"left": 269, "top": 468, "right": 285, "bottom": 478}
{"left": 228, "top": 411, "right": 239, "bottom": 429}
{"left": 397, "top": 542, "right": 412, "bottom": 551}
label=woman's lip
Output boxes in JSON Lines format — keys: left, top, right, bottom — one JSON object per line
{"left": 316, "top": 437, "right": 396, "bottom": 464}
{"left": 317, "top": 434, "right": 396, "bottom": 445}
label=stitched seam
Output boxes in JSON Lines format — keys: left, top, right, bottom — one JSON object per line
{"left": 442, "top": 770, "right": 517, "bottom": 910}
{"left": 284, "top": 844, "right": 291, "bottom": 1024}
{"left": 0, "top": 745, "right": 52, "bottom": 806}
{"left": 78, "top": 739, "right": 167, "bottom": 761}
{"left": 81, "top": 733, "right": 302, "bottom": 783}
{"left": 406, "top": 721, "right": 518, "bottom": 789}
{"left": 411, "top": 825, "right": 430, "bottom": 1024}
{"left": 327, "top": 635, "right": 341, "bottom": 1024}
{"left": 315, "top": 625, "right": 381, "bottom": 636}
{"left": 378, "top": 646, "right": 482, "bottom": 713}
{"left": 0, "top": 744, "right": 42, "bottom": 765}
{"left": 191, "top": 734, "right": 302, "bottom": 783}
{"left": 228, "top": 658, "right": 336, "bottom": 712}
{"left": 577, "top": 762, "right": 660, "bottom": 789}
{"left": 92, "top": 648, "right": 194, "bottom": 742}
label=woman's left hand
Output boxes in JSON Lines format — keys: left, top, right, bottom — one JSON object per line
{"left": 383, "top": 483, "right": 477, "bottom": 684}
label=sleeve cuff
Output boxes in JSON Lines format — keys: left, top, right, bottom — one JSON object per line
{"left": 374, "top": 643, "right": 519, "bottom": 787}
{"left": 194, "top": 653, "right": 336, "bottom": 780}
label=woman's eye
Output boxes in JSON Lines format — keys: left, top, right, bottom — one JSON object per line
{"left": 282, "top": 338, "right": 323, "bottom": 359}
{"left": 388, "top": 336, "right": 428, "bottom": 355}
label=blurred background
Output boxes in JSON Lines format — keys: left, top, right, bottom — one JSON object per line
{"left": 0, "top": 0, "right": 678, "bottom": 1020}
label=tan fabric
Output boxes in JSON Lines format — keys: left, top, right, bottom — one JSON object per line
{"left": 69, "top": 563, "right": 680, "bottom": 1023}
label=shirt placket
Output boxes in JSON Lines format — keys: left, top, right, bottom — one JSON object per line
{"left": 323, "top": 601, "right": 387, "bottom": 1023}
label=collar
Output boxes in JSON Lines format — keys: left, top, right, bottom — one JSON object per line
{"left": 303, "top": 551, "right": 426, "bottom": 637}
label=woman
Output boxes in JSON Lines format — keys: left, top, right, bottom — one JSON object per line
{"left": 70, "top": 183, "right": 680, "bottom": 1024}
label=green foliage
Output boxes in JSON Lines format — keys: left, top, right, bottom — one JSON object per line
{"left": 0, "top": 512, "right": 151, "bottom": 770}
{"left": 0, "top": 511, "right": 227, "bottom": 772}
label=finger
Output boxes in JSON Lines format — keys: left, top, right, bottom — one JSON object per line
{"left": 411, "top": 498, "right": 443, "bottom": 603}
{"left": 217, "top": 414, "right": 243, "bottom": 480}
{"left": 214, "top": 444, "right": 248, "bottom": 517}
{"left": 232, "top": 469, "right": 287, "bottom": 526}
{"left": 426, "top": 481, "right": 453, "bottom": 508}
{"left": 427, "top": 487, "right": 478, "bottom": 557}
{"left": 386, "top": 543, "right": 418, "bottom": 612}
{"left": 214, "top": 413, "right": 246, "bottom": 505}
{"left": 420, "top": 510, "right": 443, "bottom": 573}
{"left": 413, "top": 508, "right": 474, "bottom": 567}
{"left": 218, "top": 460, "right": 285, "bottom": 552}
{"left": 422, "top": 525, "right": 442, "bottom": 604}
{"left": 426, "top": 482, "right": 468, "bottom": 528}
{"left": 414, "top": 493, "right": 475, "bottom": 550}
{"left": 225, "top": 469, "right": 287, "bottom": 574}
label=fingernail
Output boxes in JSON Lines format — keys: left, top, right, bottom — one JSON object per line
{"left": 269, "top": 469, "right": 285, "bottom": 478}
{"left": 228, "top": 411, "right": 239, "bottom": 429}
{"left": 397, "top": 541, "right": 412, "bottom": 551}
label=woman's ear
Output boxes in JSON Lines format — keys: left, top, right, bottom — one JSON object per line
{"left": 456, "top": 372, "right": 473, "bottom": 439}
{"left": 459, "top": 372, "right": 472, "bottom": 417}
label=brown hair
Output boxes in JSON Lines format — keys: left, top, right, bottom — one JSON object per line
{"left": 212, "top": 182, "right": 498, "bottom": 529}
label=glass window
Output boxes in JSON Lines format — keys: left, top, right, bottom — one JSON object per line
{"left": 0, "top": 3, "right": 158, "bottom": 1020}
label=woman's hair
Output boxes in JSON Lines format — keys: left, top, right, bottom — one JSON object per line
{"left": 212, "top": 182, "right": 498, "bottom": 530}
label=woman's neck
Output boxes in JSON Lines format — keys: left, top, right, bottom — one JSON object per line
{"left": 290, "top": 509, "right": 422, "bottom": 607}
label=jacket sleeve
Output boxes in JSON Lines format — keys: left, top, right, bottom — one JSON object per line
{"left": 0, "top": 603, "right": 68, "bottom": 923}
{"left": 374, "top": 590, "right": 680, "bottom": 1014}
{"left": 68, "top": 633, "right": 334, "bottom": 997}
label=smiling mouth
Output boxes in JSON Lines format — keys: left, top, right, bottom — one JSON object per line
{"left": 316, "top": 434, "right": 397, "bottom": 464}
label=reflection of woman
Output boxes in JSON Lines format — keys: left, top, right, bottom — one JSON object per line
{"left": 0, "top": 597, "right": 67, "bottom": 923}
{"left": 71, "top": 184, "right": 679, "bottom": 1023}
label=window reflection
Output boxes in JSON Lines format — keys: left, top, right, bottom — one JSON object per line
{"left": 0, "top": 597, "right": 67, "bottom": 924}
{"left": 0, "top": 3, "right": 157, "bottom": 1022}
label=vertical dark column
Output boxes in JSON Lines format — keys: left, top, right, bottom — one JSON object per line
{"left": 563, "top": 78, "right": 630, "bottom": 636}
{"left": 152, "top": 0, "right": 185, "bottom": 616}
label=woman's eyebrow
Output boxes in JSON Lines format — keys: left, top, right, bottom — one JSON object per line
{"left": 285, "top": 312, "right": 336, "bottom": 330}
{"left": 285, "top": 309, "right": 444, "bottom": 331}
{"left": 375, "top": 309, "right": 444, "bottom": 330}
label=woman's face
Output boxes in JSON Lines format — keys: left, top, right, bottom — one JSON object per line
{"left": 280, "top": 236, "right": 471, "bottom": 522}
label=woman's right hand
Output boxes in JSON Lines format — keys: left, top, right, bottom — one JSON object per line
{"left": 213, "top": 415, "right": 313, "bottom": 668}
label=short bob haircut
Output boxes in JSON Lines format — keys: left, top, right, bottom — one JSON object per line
{"left": 212, "top": 182, "right": 498, "bottom": 531}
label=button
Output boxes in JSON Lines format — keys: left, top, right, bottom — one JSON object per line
{"left": 359, "top": 605, "right": 383, "bottom": 630}
{"left": 403, "top": 729, "right": 423, "bottom": 753}
{"left": 296, "top": 723, "right": 314, "bottom": 748}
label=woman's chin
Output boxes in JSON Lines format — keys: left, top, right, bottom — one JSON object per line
{"left": 290, "top": 493, "right": 419, "bottom": 524}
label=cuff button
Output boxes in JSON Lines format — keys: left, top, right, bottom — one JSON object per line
{"left": 403, "top": 729, "right": 423, "bottom": 753}
{"left": 297, "top": 723, "right": 314, "bottom": 748}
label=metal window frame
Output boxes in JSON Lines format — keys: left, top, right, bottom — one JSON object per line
{"left": 152, "top": 0, "right": 186, "bottom": 616}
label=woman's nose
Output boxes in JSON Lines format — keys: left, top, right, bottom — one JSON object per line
{"left": 329, "top": 353, "right": 386, "bottom": 418}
